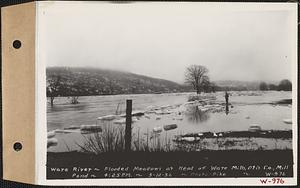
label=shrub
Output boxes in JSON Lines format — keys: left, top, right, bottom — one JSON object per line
{"left": 77, "top": 123, "right": 175, "bottom": 154}
{"left": 77, "top": 123, "right": 125, "bottom": 154}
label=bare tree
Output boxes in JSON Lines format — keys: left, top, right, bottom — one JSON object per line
{"left": 185, "top": 65, "right": 209, "bottom": 94}
{"left": 68, "top": 82, "right": 81, "bottom": 104}
{"left": 47, "top": 76, "right": 62, "bottom": 106}
{"left": 200, "top": 75, "right": 211, "bottom": 93}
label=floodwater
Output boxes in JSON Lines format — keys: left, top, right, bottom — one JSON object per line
{"left": 47, "top": 91, "right": 292, "bottom": 152}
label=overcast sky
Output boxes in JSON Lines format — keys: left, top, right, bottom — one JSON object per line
{"left": 39, "top": 2, "right": 296, "bottom": 83}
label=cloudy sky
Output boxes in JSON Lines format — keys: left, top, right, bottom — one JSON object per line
{"left": 38, "top": 2, "right": 296, "bottom": 83}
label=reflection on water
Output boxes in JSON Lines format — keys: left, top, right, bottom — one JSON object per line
{"left": 185, "top": 106, "right": 210, "bottom": 123}
{"left": 185, "top": 102, "right": 231, "bottom": 122}
{"left": 226, "top": 104, "right": 229, "bottom": 115}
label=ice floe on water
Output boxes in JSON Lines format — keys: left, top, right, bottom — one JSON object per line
{"left": 282, "top": 119, "right": 292, "bottom": 124}
{"left": 153, "top": 127, "right": 163, "bottom": 133}
{"left": 47, "top": 130, "right": 56, "bottom": 138}
{"left": 97, "top": 114, "right": 119, "bottom": 121}
{"left": 113, "top": 117, "right": 138, "bottom": 125}
{"left": 248, "top": 124, "right": 262, "bottom": 132}
{"left": 55, "top": 129, "right": 80, "bottom": 134}
{"left": 64, "top": 125, "right": 81, "bottom": 130}
{"left": 47, "top": 138, "right": 58, "bottom": 148}
{"left": 155, "top": 116, "right": 161, "bottom": 120}
{"left": 163, "top": 124, "right": 178, "bottom": 131}
{"left": 80, "top": 124, "right": 102, "bottom": 132}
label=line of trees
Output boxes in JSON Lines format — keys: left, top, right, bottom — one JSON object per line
{"left": 259, "top": 79, "right": 292, "bottom": 91}
{"left": 185, "top": 64, "right": 292, "bottom": 94}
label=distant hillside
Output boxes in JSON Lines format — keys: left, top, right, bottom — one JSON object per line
{"left": 46, "top": 67, "right": 191, "bottom": 96}
{"left": 214, "top": 80, "right": 290, "bottom": 91}
{"left": 214, "top": 80, "right": 261, "bottom": 90}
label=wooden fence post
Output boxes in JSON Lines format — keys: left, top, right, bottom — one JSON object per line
{"left": 125, "top": 99, "right": 132, "bottom": 152}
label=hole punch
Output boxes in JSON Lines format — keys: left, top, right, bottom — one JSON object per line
{"left": 13, "top": 142, "right": 22, "bottom": 151}
{"left": 12, "top": 40, "right": 22, "bottom": 49}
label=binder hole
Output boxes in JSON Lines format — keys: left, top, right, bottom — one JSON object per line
{"left": 13, "top": 40, "right": 22, "bottom": 49}
{"left": 13, "top": 142, "right": 22, "bottom": 151}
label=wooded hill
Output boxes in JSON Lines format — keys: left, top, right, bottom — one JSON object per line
{"left": 46, "top": 67, "right": 191, "bottom": 96}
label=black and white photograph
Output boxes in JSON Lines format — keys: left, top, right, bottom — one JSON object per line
{"left": 42, "top": 1, "right": 297, "bottom": 184}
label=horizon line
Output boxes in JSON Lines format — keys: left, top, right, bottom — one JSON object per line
{"left": 46, "top": 66, "right": 290, "bottom": 84}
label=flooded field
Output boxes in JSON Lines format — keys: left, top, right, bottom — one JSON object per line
{"left": 47, "top": 91, "right": 292, "bottom": 152}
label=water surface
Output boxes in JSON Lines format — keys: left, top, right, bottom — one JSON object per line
{"left": 47, "top": 91, "right": 292, "bottom": 152}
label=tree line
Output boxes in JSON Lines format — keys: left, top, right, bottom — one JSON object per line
{"left": 185, "top": 65, "right": 292, "bottom": 93}
{"left": 259, "top": 80, "right": 292, "bottom": 91}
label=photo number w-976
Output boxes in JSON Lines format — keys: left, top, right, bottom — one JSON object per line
{"left": 260, "top": 178, "right": 285, "bottom": 185}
